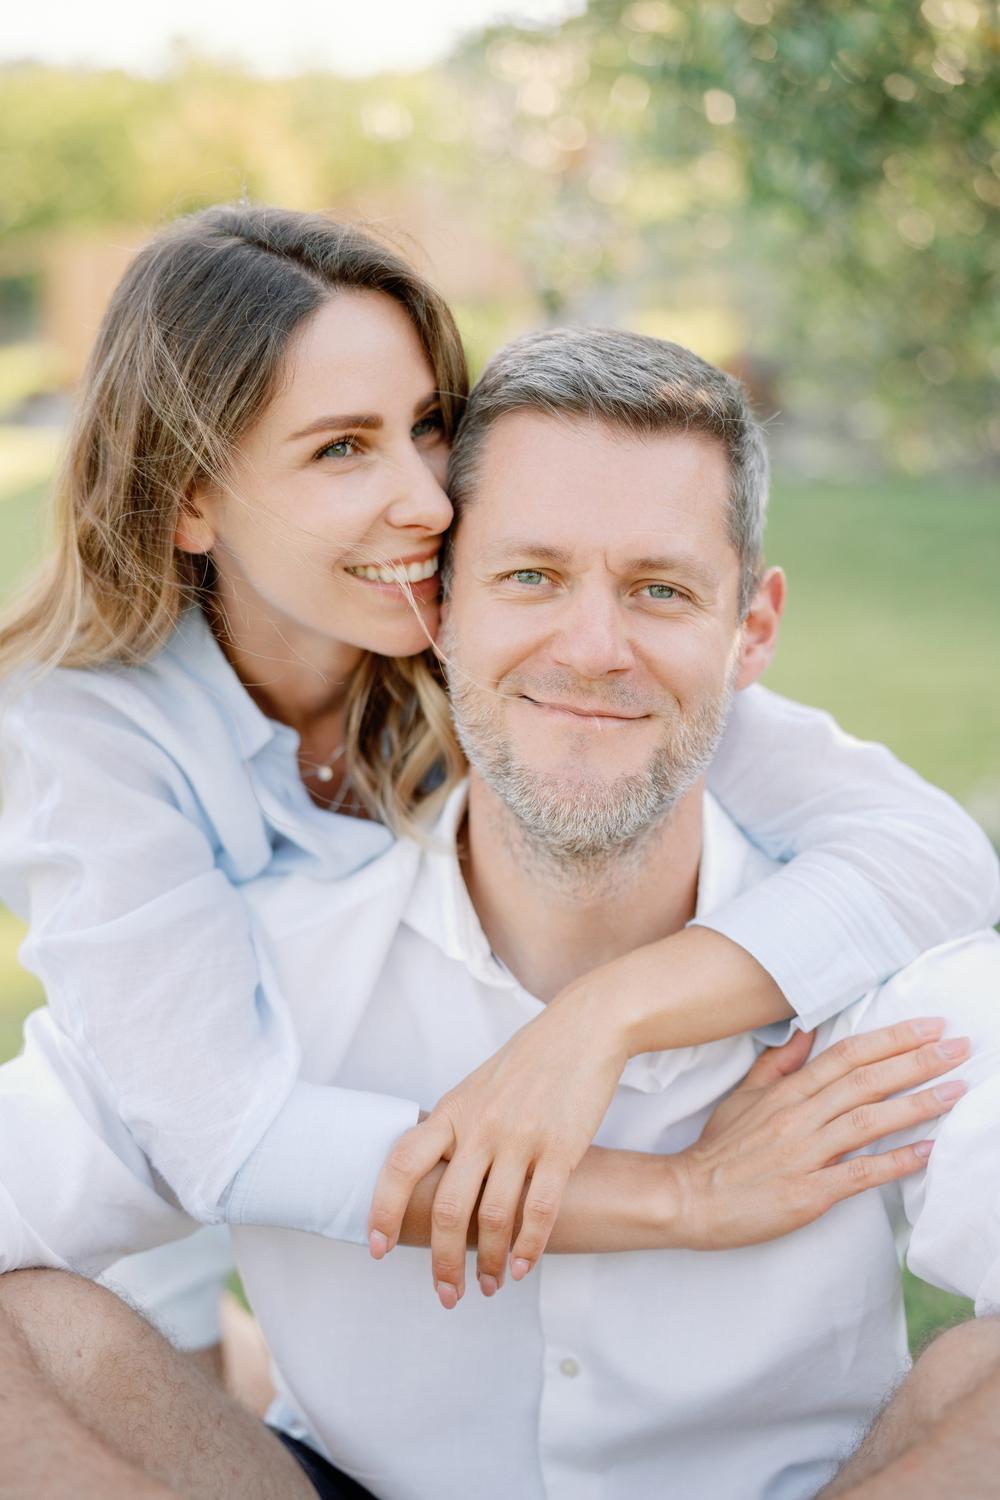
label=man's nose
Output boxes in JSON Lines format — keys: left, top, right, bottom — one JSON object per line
{"left": 549, "top": 586, "right": 634, "bottom": 679}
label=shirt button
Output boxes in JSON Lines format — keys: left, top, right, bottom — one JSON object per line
{"left": 559, "top": 1357, "right": 581, "bottom": 1378}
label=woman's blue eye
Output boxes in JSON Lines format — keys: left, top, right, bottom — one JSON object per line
{"left": 316, "top": 437, "right": 358, "bottom": 460}
{"left": 412, "top": 412, "right": 444, "bottom": 439}
{"left": 644, "top": 583, "right": 678, "bottom": 600}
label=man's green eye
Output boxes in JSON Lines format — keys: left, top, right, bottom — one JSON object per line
{"left": 644, "top": 584, "right": 677, "bottom": 600}
{"left": 511, "top": 570, "right": 546, "bottom": 585}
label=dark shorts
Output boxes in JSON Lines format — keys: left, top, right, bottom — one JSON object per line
{"left": 271, "top": 1429, "right": 378, "bottom": 1499}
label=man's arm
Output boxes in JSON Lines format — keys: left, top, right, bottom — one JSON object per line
{"left": 388, "top": 1020, "right": 962, "bottom": 1306}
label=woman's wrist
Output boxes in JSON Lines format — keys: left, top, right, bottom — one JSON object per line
{"left": 557, "top": 926, "right": 792, "bottom": 1062}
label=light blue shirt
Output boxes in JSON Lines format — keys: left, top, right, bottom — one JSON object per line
{"left": 0, "top": 604, "right": 996, "bottom": 1242}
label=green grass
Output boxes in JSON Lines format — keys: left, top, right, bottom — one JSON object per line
{"left": 763, "top": 478, "right": 999, "bottom": 805}
{"left": 1, "top": 458, "right": 996, "bottom": 1350}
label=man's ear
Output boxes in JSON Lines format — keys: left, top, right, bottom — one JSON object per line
{"left": 734, "top": 566, "right": 785, "bottom": 690}
{"left": 174, "top": 481, "right": 219, "bottom": 556}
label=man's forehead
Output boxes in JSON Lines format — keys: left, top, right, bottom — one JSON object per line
{"left": 463, "top": 409, "right": 734, "bottom": 559}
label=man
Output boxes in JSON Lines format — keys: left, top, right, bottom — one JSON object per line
{"left": 1, "top": 328, "right": 998, "bottom": 1499}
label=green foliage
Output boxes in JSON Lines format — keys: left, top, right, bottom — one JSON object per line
{"left": 0, "top": 5, "right": 995, "bottom": 471}
{"left": 460, "top": 0, "right": 999, "bottom": 470}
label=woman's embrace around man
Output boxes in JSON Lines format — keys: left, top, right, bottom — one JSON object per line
{"left": 0, "top": 205, "right": 997, "bottom": 1498}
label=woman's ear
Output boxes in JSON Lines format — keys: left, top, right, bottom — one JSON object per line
{"left": 735, "top": 566, "right": 786, "bottom": 690}
{"left": 174, "top": 482, "right": 219, "bottom": 556}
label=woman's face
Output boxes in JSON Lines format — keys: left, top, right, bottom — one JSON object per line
{"left": 183, "top": 291, "right": 454, "bottom": 660}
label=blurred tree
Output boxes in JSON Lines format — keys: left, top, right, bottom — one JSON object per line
{"left": 455, "top": 0, "right": 999, "bottom": 470}
{"left": 0, "top": 0, "right": 996, "bottom": 471}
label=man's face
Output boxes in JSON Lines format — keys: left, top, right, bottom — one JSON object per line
{"left": 442, "top": 411, "right": 761, "bottom": 857}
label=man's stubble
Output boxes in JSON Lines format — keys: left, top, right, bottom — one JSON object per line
{"left": 442, "top": 618, "right": 739, "bottom": 883}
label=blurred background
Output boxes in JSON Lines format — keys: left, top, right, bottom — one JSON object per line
{"left": 0, "top": 0, "right": 997, "bottom": 1345}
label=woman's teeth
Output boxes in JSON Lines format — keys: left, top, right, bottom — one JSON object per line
{"left": 346, "top": 556, "right": 440, "bottom": 585}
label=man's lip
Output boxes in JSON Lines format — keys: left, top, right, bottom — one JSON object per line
{"left": 521, "top": 696, "right": 647, "bottom": 721}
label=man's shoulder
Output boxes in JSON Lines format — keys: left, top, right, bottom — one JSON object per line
{"left": 881, "top": 930, "right": 1000, "bottom": 1002}
{"left": 831, "top": 931, "right": 1000, "bottom": 1048}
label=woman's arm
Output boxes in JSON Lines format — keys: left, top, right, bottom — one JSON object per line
{"left": 371, "top": 688, "right": 998, "bottom": 1292}
{"left": 704, "top": 684, "right": 1000, "bottom": 1027}
{"left": 0, "top": 677, "right": 417, "bottom": 1245}
{"left": 390, "top": 1019, "right": 963, "bottom": 1307}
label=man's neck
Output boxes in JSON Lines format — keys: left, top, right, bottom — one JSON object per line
{"left": 461, "top": 774, "right": 704, "bottom": 1001}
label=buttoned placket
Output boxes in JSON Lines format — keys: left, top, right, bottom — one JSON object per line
{"left": 536, "top": 1253, "right": 603, "bottom": 1500}
{"left": 476, "top": 962, "right": 605, "bottom": 1500}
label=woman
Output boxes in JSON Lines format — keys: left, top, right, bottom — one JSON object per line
{"left": 0, "top": 203, "right": 994, "bottom": 1328}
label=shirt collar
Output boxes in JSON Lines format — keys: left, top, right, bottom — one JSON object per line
{"left": 402, "top": 778, "right": 776, "bottom": 984}
{"left": 402, "top": 781, "right": 503, "bottom": 983}
{"left": 160, "top": 607, "right": 277, "bottom": 763}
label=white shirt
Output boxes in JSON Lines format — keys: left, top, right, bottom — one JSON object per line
{"left": 0, "top": 790, "right": 997, "bottom": 1498}
{"left": 216, "top": 788, "right": 1000, "bottom": 1500}
{"left": 0, "top": 606, "right": 995, "bottom": 1244}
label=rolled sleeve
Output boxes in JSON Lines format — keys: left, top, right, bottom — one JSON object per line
{"left": 704, "top": 685, "right": 1000, "bottom": 1024}
{"left": 224, "top": 1081, "right": 420, "bottom": 1245}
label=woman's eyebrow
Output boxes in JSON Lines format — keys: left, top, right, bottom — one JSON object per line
{"left": 287, "top": 392, "right": 440, "bottom": 443}
{"left": 288, "top": 413, "right": 382, "bottom": 442}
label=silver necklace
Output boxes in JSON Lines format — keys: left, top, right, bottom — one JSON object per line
{"left": 301, "top": 742, "right": 346, "bottom": 784}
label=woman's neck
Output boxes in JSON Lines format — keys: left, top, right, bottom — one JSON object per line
{"left": 206, "top": 582, "right": 363, "bottom": 736}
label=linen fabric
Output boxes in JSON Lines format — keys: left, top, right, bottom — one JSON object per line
{"left": 0, "top": 788, "right": 997, "bottom": 1497}
{"left": 0, "top": 605, "right": 995, "bottom": 1249}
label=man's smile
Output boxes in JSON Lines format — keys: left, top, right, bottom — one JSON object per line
{"left": 519, "top": 695, "right": 650, "bottom": 724}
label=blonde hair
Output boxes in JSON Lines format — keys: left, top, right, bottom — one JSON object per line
{"left": 0, "top": 204, "right": 467, "bottom": 831}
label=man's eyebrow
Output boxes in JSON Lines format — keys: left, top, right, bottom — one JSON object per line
{"left": 482, "top": 541, "right": 574, "bottom": 567}
{"left": 627, "top": 554, "right": 719, "bottom": 589}
{"left": 287, "top": 393, "right": 440, "bottom": 444}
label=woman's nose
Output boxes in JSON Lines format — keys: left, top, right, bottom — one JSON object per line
{"left": 386, "top": 447, "right": 454, "bottom": 536}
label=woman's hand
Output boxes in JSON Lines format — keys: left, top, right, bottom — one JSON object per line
{"left": 668, "top": 1017, "right": 968, "bottom": 1249}
{"left": 367, "top": 984, "right": 629, "bottom": 1307}
{"left": 367, "top": 928, "right": 798, "bottom": 1307}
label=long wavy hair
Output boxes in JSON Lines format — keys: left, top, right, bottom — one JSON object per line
{"left": 0, "top": 204, "right": 467, "bottom": 831}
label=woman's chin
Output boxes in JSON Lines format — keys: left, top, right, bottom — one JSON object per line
{"left": 360, "top": 601, "right": 441, "bottom": 659}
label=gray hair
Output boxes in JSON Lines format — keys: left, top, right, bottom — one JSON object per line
{"left": 445, "top": 327, "right": 769, "bottom": 616}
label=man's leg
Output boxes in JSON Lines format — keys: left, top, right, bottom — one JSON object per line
{"left": 0, "top": 1268, "right": 316, "bottom": 1500}
{"left": 820, "top": 1316, "right": 1000, "bottom": 1499}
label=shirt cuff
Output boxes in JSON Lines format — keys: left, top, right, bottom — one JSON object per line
{"left": 692, "top": 853, "right": 917, "bottom": 1030}
{"left": 222, "top": 1082, "right": 421, "bottom": 1245}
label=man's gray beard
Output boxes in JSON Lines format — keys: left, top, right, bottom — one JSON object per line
{"left": 447, "top": 654, "right": 737, "bottom": 871}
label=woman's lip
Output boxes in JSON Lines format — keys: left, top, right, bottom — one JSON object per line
{"left": 346, "top": 549, "right": 440, "bottom": 570}
{"left": 344, "top": 569, "right": 441, "bottom": 600}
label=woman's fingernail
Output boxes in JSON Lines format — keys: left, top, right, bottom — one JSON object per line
{"left": 368, "top": 1230, "right": 389, "bottom": 1259}
{"left": 934, "top": 1080, "right": 966, "bottom": 1102}
{"left": 478, "top": 1274, "right": 498, "bottom": 1297}
{"left": 436, "top": 1282, "right": 459, "bottom": 1310}
{"left": 914, "top": 1018, "right": 944, "bottom": 1036}
{"left": 937, "top": 1038, "right": 969, "bottom": 1059}
{"left": 511, "top": 1258, "right": 531, "bottom": 1281}
{"left": 914, "top": 1140, "right": 934, "bottom": 1159}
